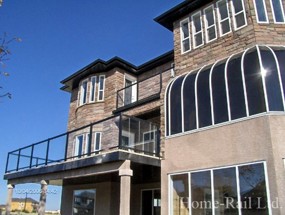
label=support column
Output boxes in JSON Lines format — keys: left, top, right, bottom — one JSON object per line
{"left": 5, "top": 184, "right": 14, "bottom": 215}
{"left": 119, "top": 160, "right": 133, "bottom": 215}
{"left": 38, "top": 180, "right": 48, "bottom": 215}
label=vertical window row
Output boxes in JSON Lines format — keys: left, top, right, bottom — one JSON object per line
{"left": 167, "top": 46, "right": 285, "bottom": 136}
{"left": 180, "top": 0, "right": 247, "bottom": 54}
{"left": 254, "top": 0, "right": 285, "bottom": 24}
{"left": 78, "top": 75, "right": 105, "bottom": 106}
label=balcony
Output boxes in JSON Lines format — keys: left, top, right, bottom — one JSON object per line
{"left": 115, "top": 71, "right": 163, "bottom": 112}
{"left": 5, "top": 114, "right": 160, "bottom": 174}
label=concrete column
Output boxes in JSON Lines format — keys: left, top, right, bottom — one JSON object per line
{"left": 5, "top": 184, "right": 14, "bottom": 215}
{"left": 119, "top": 160, "right": 133, "bottom": 215}
{"left": 38, "top": 180, "right": 48, "bottom": 215}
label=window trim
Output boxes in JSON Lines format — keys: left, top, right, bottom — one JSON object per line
{"left": 180, "top": 18, "right": 191, "bottom": 54}
{"left": 203, "top": 4, "right": 217, "bottom": 43}
{"left": 74, "top": 134, "right": 85, "bottom": 158}
{"left": 168, "top": 161, "right": 272, "bottom": 215}
{"left": 253, "top": 0, "right": 269, "bottom": 24}
{"left": 97, "top": 75, "right": 105, "bottom": 101}
{"left": 231, "top": 0, "right": 247, "bottom": 30}
{"left": 89, "top": 76, "right": 97, "bottom": 103}
{"left": 79, "top": 78, "right": 88, "bottom": 106}
{"left": 269, "top": 0, "right": 285, "bottom": 24}
{"left": 191, "top": 11, "right": 204, "bottom": 49}
{"left": 216, "top": 0, "right": 232, "bottom": 37}
{"left": 94, "top": 132, "right": 102, "bottom": 152}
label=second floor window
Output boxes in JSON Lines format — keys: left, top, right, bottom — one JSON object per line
{"left": 180, "top": 18, "right": 191, "bottom": 53}
{"left": 192, "top": 11, "right": 204, "bottom": 48}
{"left": 79, "top": 79, "right": 88, "bottom": 106}
{"left": 231, "top": 0, "right": 247, "bottom": 30}
{"left": 270, "top": 0, "right": 285, "bottom": 23}
{"left": 78, "top": 75, "right": 105, "bottom": 106}
{"left": 204, "top": 5, "right": 217, "bottom": 43}
{"left": 217, "top": 0, "right": 231, "bottom": 36}
{"left": 253, "top": 0, "right": 269, "bottom": 23}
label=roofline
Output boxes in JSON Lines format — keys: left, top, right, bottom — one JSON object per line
{"left": 154, "top": 0, "right": 213, "bottom": 31}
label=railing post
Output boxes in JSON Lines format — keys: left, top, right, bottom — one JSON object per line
{"left": 45, "top": 139, "right": 50, "bottom": 165}
{"left": 30, "top": 145, "right": 34, "bottom": 168}
{"left": 116, "top": 90, "right": 119, "bottom": 109}
{"left": 136, "top": 81, "right": 139, "bottom": 102}
{"left": 16, "top": 149, "right": 21, "bottom": 171}
{"left": 88, "top": 125, "right": 93, "bottom": 156}
{"left": 156, "top": 129, "right": 161, "bottom": 157}
{"left": 64, "top": 133, "right": 69, "bottom": 161}
{"left": 5, "top": 152, "right": 10, "bottom": 173}
{"left": 159, "top": 70, "right": 162, "bottom": 94}
{"left": 118, "top": 114, "right": 123, "bottom": 149}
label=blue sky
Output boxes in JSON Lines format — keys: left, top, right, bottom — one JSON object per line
{"left": 0, "top": 0, "right": 181, "bottom": 210}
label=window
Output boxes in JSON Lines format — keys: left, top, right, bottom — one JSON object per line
{"left": 94, "top": 132, "right": 101, "bottom": 152}
{"left": 143, "top": 130, "right": 157, "bottom": 154}
{"left": 204, "top": 5, "right": 217, "bottom": 43}
{"left": 79, "top": 79, "right": 88, "bottom": 106}
{"left": 89, "top": 76, "right": 97, "bottom": 102}
{"left": 74, "top": 134, "right": 85, "bottom": 158}
{"left": 270, "top": 0, "right": 285, "bottom": 23}
{"left": 73, "top": 189, "right": 96, "bottom": 215}
{"left": 98, "top": 75, "right": 105, "bottom": 101}
{"left": 253, "top": 0, "right": 268, "bottom": 23}
{"left": 141, "top": 189, "right": 161, "bottom": 215}
{"left": 180, "top": 18, "right": 191, "bottom": 53}
{"left": 231, "top": 0, "right": 247, "bottom": 30}
{"left": 217, "top": 0, "right": 231, "bottom": 36}
{"left": 124, "top": 74, "right": 137, "bottom": 105}
{"left": 170, "top": 162, "right": 270, "bottom": 215}
{"left": 192, "top": 11, "right": 204, "bottom": 48}
{"left": 166, "top": 46, "right": 285, "bottom": 136}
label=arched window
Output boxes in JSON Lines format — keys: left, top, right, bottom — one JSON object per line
{"left": 166, "top": 46, "right": 285, "bottom": 136}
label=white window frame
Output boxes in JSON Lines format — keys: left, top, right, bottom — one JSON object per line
{"left": 89, "top": 76, "right": 97, "bottom": 103}
{"left": 203, "top": 5, "right": 217, "bottom": 43}
{"left": 97, "top": 75, "right": 105, "bottom": 101}
{"left": 253, "top": 0, "right": 269, "bottom": 23}
{"left": 79, "top": 79, "right": 88, "bottom": 106}
{"left": 168, "top": 161, "right": 272, "bottom": 215}
{"left": 231, "top": 0, "right": 247, "bottom": 30}
{"left": 216, "top": 0, "right": 232, "bottom": 36}
{"left": 270, "top": 0, "right": 285, "bottom": 23}
{"left": 94, "top": 132, "right": 102, "bottom": 152}
{"left": 124, "top": 73, "right": 137, "bottom": 105}
{"left": 180, "top": 18, "right": 191, "bottom": 54}
{"left": 74, "top": 134, "right": 85, "bottom": 158}
{"left": 192, "top": 11, "right": 204, "bottom": 49}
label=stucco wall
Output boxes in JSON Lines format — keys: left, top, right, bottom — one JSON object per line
{"left": 161, "top": 115, "right": 285, "bottom": 215}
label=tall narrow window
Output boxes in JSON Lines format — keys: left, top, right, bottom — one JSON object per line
{"left": 79, "top": 79, "right": 88, "bottom": 106}
{"left": 217, "top": 0, "right": 231, "bottom": 36}
{"left": 270, "top": 0, "right": 285, "bottom": 23}
{"left": 231, "top": 0, "right": 247, "bottom": 30}
{"left": 74, "top": 134, "right": 84, "bottom": 158}
{"left": 98, "top": 75, "right": 105, "bottom": 101}
{"left": 94, "top": 132, "right": 101, "bottom": 152}
{"left": 253, "top": 0, "right": 269, "bottom": 23}
{"left": 180, "top": 18, "right": 191, "bottom": 53}
{"left": 89, "top": 76, "right": 97, "bottom": 102}
{"left": 192, "top": 11, "right": 204, "bottom": 48}
{"left": 204, "top": 5, "right": 217, "bottom": 43}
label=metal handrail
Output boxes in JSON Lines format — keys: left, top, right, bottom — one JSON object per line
{"left": 5, "top": 114, "right": 161, "bottom": 173}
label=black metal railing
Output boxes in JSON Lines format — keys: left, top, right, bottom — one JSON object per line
{"left": 5, "top": 114, "right": 160, "bottom": 173}
{"left": 116, "top": 71, "right": 163, "bottom": 109}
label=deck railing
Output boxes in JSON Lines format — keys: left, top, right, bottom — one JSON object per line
{"left": 5, "top": 114, "right": 160, "bottom": 173}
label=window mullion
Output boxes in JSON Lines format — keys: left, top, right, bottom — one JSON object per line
{"left": 211, "top": 170, "right": 215, "bottom": 215}
{"left": 235, "top": 166, "right": 242, "bottom": 215}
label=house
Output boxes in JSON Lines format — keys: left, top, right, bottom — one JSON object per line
{"left": 10, "top": 197, "right": 38, "bottom": 213}
{"left": 3, "top": 0, "right": 285, "bottom": 215}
